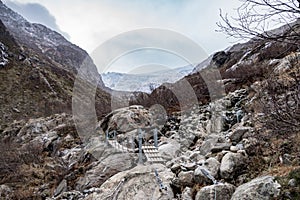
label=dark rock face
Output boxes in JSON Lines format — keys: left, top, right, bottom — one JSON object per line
{"left": 0, "top": 19, "right": 16, "bottom": 49}
{"left": 212, "top": 51, "right": 230, "bottom": 67}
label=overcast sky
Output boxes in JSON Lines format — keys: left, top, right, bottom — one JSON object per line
{"left": 3, "top": 0, "right": 244, "bottom": 73}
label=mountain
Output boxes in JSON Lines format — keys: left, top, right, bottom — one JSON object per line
{"left": 0, "top": 1, "right": 100, "bottom": 76}
{"left": 102, "top": 65, "right": 194, "bottom": 93}
{"left": 0, "top": 1, "right": 299, "bottom": 199}
{"left": 0, "top": 1, "right": 110, "bottom": 125}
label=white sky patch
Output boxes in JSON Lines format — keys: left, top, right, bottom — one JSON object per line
{"left": 4, "top": 0, "right": 244, "bottom": 73}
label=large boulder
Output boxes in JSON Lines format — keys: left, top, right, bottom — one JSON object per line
{"left": 231, "top": 176, "right": 281, "bottom": 200}
{"left": 98, "top": 105, "right": 153, "bottom": 133}
{"left": 84, "top": 164, "right": 174, "bottom": 200}
{"left": 195, "top": 183, "right": 236, "bottom": 200}
{"left": 158, "top": 138, "right": 181, "bottom": 160}
{"left": 194, "top": 157, "right": 220, "bottom": 184}
{"left": 220, "top": 152, "right": 246, "bottom": 179}
{"left": 200, "top": 134, "right": 226, "bottom": 155}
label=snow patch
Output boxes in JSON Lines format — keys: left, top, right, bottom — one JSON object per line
{"left": 39, "top": 71, "right": 57, "bottom": 95}
{"left": 0, "top": 42, "right": 8, "bottom": 67}
{"left": 226, "top": 52, "right": 260, "bottom": 72}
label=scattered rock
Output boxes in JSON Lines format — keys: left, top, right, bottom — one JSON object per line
{"left": 230, "top": 145, "right": 239, "bottom": 152}
{"left": 200, "top": 134, "right": 225, "bottom": 155}
{"left": 53, "top": 179, "right": 67, "bottom": 197}
{"left": 181, "top": 187, "right": 192, "bottom": 200}
{"left": 18, "top": 53, "right": 26, "bottom": 61}
{"left": 158, "top": 139, "right": 181, "bottom": 160}
{"left": 212, "top": 51, "right": 230, "bottom": 66}
{"left": 12, "top": 107, "right": 20, "bottom": 113}
{"left": 211, "top": 143, "right": 232, "bottom": 153}
{"left": 189, "top": 151, "right": 205, "bottom": 162}
{"left": 288, "top": 179, "right": 297, "bottom": 187}
{"left": 241, "top": 138, "right": 259, "bottom": 155}
{"left": 49, "top": 190, "right": 84, "bottom": 200}
{"left": 170, "top": 163, "right": 181, "bottom": 174}
{"left": 0, "top": 184, "right": 12, "bottom": 197}
{"left": 181, "top": 162, "right": 197, "bottom": 171}
{"left": 229, "top": 126, "right": 251, "bottom": 142}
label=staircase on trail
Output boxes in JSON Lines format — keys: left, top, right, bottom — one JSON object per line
{"left": 107, "top": 139, "right": 137, "bottom": 153}
{"left": 142, "top": 145, "right": 164, "bottom": 163}
{"left": 106, "top": 128, "right": 165, "bottom": 164}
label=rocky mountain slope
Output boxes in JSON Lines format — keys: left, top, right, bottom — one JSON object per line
{"left": 0, "top": 1, "right": 103, "bottom": 76}
{"left": 0, "top": 1, "right": 111, "bottom": 125}
{"left": 1, "top": 74, "right": 299, "bottom": 199}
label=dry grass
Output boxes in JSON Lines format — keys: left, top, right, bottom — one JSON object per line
{"left": 264, "top": 166, "right": 300, "bottom": 177}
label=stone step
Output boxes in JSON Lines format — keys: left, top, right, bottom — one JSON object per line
{"left": 142, "top": 145, "right": 164, "bottom": 163}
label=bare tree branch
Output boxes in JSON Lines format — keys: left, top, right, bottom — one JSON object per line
{"left": 217, "top": 0, "right": 300, "bottom": 43}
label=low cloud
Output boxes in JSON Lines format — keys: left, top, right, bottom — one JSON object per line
{"left": 4, "top": 0, "right": 70, "bottom": 39}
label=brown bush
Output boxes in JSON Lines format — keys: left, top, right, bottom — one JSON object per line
{"left": 0, "top": 139, "right": 43, "bottom": 184}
